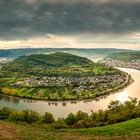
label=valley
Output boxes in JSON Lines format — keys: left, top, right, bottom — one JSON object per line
{"left": 0, "top": 49, "right": 140, "bottom": 140}
{"left": 0, "top": 0, "right": 140, "bottom": 139}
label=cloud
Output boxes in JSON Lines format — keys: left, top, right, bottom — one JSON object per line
{"left": 0, "top": 35, "right": 140, "bottom": 50}
{"left": 0, "top": 0, "right": 139, "bottom": 40}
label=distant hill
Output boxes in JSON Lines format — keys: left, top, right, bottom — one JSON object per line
{"left": 106, "top": 51, "right": 140, "bottom": 62}
{"left": 99, "top": 51, "right": 140, "bottom": 70}
{"left": 0, "top": 48, "right": 132, "bottom": 59}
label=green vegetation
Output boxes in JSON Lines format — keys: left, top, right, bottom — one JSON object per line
{"left": 67, "top": 117, "right": 140, "bottom": 137}
{"left": 0, "top": 52, "right": 129, "bottom": 100}
{"left": 1, "top": 98, "right": 140, "bottom": 139}
{"left": 1, "top": 52, "right": 116, "bottom": 77}
{"left": 12, "top": 52, "right": 93, "bottom": 68}
{"left": 0, "top": 98, "right": 140, "bottom": 129}
{"left": 106, "top": 51, "right": 140, "bottom": 62}
{"left": 1, "top": 118, "right": 140, "bottom": 140}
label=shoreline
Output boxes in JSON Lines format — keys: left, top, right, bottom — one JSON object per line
{"left": 0, "top": 68, "right": 134, "bottom": 103}
{"left": 93, "top": 73, "right": 134, "bottom": 101}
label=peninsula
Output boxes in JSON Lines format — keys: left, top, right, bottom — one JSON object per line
{"left": 0, "top": 52, "right": 131, "bottom": 100}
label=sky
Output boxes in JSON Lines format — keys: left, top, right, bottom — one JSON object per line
{"left": 0, "top": 0, "right": 140, "bottom": 50}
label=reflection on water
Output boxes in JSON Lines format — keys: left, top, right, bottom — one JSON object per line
{"left": 70, "top": 101, "right": 77, "bottom": 104}
{"left": 0, "top": 68, "right": 140, "bottom": 119}
{"left": 62, "top": 102, "right": 67, "bottom": 106}
{"left": 0, "top": 95, "right": 20, "bottom": 104}
{"left": 117, "top": 91, "right": 128, "bottom": 103}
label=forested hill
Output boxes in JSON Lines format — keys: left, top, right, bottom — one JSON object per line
{"left": 12, "top": 52, "right": 94, "bottom": 68}
{"left": 1, "top": 52, "right": 97, "bottom": 77}
{"left": 1, "top": 52, "right": 119, "bottom": 78}
{"left": 106, "top": 51, "right": 140, "bottom": 62}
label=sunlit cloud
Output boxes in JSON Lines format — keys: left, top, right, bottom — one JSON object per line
{"left": 0, "top": 34, "right": 139, "bottom": 50}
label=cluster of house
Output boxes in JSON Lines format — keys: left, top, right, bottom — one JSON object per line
{"left": 14, "top": 74, "right": 126, "bottom": 92}
{"left": 0, "top": 57, "right": 12, "bottom": 64}
{"left": 100, "top": 59, "right": 140, "bottom": 70}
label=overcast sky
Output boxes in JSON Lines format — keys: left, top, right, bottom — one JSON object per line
{"left": 0, "top": 0, "right": 140, "bottom": 49}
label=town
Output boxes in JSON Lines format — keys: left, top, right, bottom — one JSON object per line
{"left": 0, "top": 57, "right": 12, "bottom": 64}
{"left": 15, "top": 74, "right": 127, "bottom": 92}
{"left": 100, "top": 59, "right": 140, "bottom": 70}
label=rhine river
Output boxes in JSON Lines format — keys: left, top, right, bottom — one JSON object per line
{"left": 0, "top": 68, "right": 140, "bottom": 119}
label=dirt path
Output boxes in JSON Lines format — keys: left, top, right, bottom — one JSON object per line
{"left": 0, "top": 122, "right": 20, "bottom": 140}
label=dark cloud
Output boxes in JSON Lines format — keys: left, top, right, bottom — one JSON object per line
{"left": 0, "top": 0, "right": 139, "bottom": 39}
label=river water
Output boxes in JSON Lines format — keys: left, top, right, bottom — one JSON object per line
{"left": 0, "top": 68, "right": 140, "bottom": 119}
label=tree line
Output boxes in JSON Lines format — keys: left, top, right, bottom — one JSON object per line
{"left": 0, "top": 97, "right": 140, "bottom": 129}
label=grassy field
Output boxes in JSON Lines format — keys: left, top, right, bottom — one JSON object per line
{"left": 68, "top": 117, "right": 140, "bottom": 137}
{"left": 1, "top": 118, "right": 140, "bottom": 140}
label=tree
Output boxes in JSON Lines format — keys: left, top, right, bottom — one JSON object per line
{"left": 108, "top": 100, "right": 121, "bottom": 110}
{"left": 9, "top": 111, "right": 24, "bottom": 122}
{"left": 23, "top": 110, "right": 40, "bottom": 124}
{"left": 65, "top": 113, "right": 76, "bottom": 125}
{"left": 42, "top": 112, "right": 55, "bottom": 124}
{"left": 0, "top": 107, "right": 12, "bottom": 120}
{"left": 75, "top": 111, "right": 88, "bottom": 121}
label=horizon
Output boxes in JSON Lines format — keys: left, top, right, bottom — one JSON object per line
{"left": 0, "top": 46, "right": 138, "bottom": 51}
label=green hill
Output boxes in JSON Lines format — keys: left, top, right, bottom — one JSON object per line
{"left": 106, "top": 51, "right": 140, "bottom": 62}
{"left": 1, "top": 52, "right": 118, "bottom": 77}
{"left": 14, "top": 52, "right": 93, "bottom": 68}
{"left": 1, "top": 117, "right": 140, "bottom": 140}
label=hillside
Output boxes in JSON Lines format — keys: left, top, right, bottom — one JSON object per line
{"left": 1, "top": 52, "right": 95, "bottom": 77}
{"left": 67, "top": 117, "right": 140, "bottom": 139}
{"left": 106, "top": 51, "right": 140, "bottom": 62}
{"left": 1, "top": 52, "right": 119, "bottom": 77}
{"left": 14, "top": 52, "right": 93, "bottom": 68}
{"left": 100, "top": 51, "right": 140, "bottom": 70}
{"left": 1, "top": 117, "right": 140, "bottom": 140}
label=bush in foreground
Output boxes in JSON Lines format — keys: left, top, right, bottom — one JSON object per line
{"left": 1, "top": 97, "right": 140, "bottom": 128}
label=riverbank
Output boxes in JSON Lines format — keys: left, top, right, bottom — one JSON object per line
{"left": 92, "top": 73, "right": 134, "bottom": 101}
{"left": 100, "top": 59, "right": 140, "bottom": 70}
{"left": 0, "top": 67, "right": 133, "bottom": 102}
{"left": 0, "top": 97, "right": 140, "bottom": 129}
{"left": 0, "top": 72, "right": 132, "bottom": 102}
{"left": 0, "top": 68, "right": 139, "bottom": 119}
